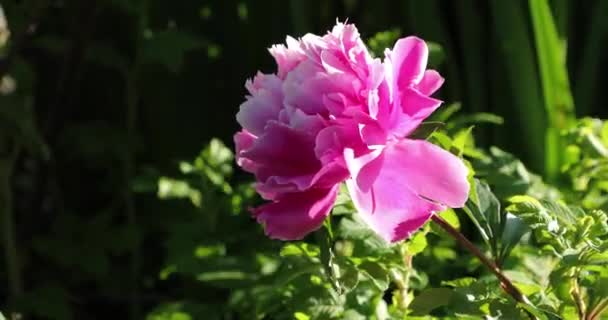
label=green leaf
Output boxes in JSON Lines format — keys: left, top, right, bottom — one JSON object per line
{"left": 451, "top": 126, "right": 474, "bottom": 157}
{"left": 498, "top": 213, "right": 528, "bottom": 265}
{"left": 366, "top": 28, "right": 401, "bottom": 57}
{"left": 441, "top": 277, "right": 476, "bottom": 288}
{"left": 448, "top": 112, "right": 504, "bottom": 129}
{"left": 280, "top": 243, "right": 319, "bottom": 258}
{"left": 462, "top": 179, "right": 501, "bottom": 254}
{"left": 357, "top": 261, "right": 389, "bottom": 291}
{"left": 337, "top": 259, "right": 360, "bottom": 293}
{"left": 409, "top": 121, "right": 444, "bottom": 140}
{"left": 342, "top": 309, "right": 366, "bottom": 320}
{"left": 405, "top": 231, "right": 428, "bottom": 256}
{"left": 602, "top": 118, "right": 608, "bottom": 146}
{"left": 409, "top": 288, "right": 454, "bottom": 315}
{"left": 336, "top": 215, "right": 387, "bottom": 251}
{"left": 294, "top": 312, "right": 310, "bottom": 320}
{"left": 432, "top": 103, "right": 461, "bottom": 122}
{"left": 157, "top": 177, "right": 202, "bottom": 207}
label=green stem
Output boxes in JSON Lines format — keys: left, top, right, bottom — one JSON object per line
{"left": 570, "top": 274, "right": 586, "bottom": 320}
{"left": 0, "top": 145, "right": 22, "bottom": 301}
{"left": 395, "top": 245, "right": 413, "bottom": 310}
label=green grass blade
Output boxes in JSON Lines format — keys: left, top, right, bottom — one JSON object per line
{"left": 489, "top": 0, "right": 546, "bottom": 174}
{"left": 529, "top": 0, "right": 575, "bottom": 181}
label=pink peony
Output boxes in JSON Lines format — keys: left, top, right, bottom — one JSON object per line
{"left": 234, "top": 22, "right": 469, "bottom": 243}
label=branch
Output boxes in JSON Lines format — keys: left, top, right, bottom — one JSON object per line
{"left": 431, "top": 214, "right": 536, "bottom": 317}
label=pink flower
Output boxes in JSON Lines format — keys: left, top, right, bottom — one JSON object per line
{"left": 234, "top": 22, "right": 469, "bottom": 243}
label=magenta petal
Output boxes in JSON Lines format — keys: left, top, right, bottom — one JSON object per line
{"left": 396, "top": 88, "right": 443, "bottom": 137}
{"left": 400, "top": 87, "right": 442, "bottom": 118}
{"left": 269, "top": 36, "right": 306, "bottom": 79}
{"left": 236, "top": 75, "right": 283, "bottom": 136}
{"left": 253, "top": 186, "right": 339, "bottom": 240}
{"left": 345, "top": 148, "right": 443, "bottom": 243}
{"left": 234, "top": 130, "right": 258, "bottom": 173}
{"left": 392, "top": 37, "right": 429, "bottom": 89}
{"left": 416, "top": 70, "right": 444, "bottom": 96}
{"left": 385, "top": 139, "right": 470, "bottom": 207}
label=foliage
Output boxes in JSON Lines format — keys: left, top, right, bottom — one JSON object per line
{"left": 141, "top": 118, "right": 608, "bottom": 320}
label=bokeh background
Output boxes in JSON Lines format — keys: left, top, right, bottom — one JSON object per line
{"left": 0, "top": 0, "right": 607, "bottom": 319}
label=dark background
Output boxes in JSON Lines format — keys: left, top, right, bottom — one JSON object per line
{"left": 0, "top": 0, "right": 607, "bottom": 319}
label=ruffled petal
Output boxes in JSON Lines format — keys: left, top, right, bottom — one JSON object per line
{"left": 236, "top": 74, "right": 283, "bottom": 136}
{"left": 234, "top": 130, "right": 258, "bottom": 173}
{"left": 269, "top": 36, "right": 306, "bottom": 79}
{"left": 241, "top": 121, "right": 320, "bottom": 181}
{"left": 253, "top": 186, "right": 339, "bottom": 240}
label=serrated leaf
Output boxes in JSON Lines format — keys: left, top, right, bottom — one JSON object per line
{"left": 337, "top": 260, "right": 360, "bottom": 293}
{"left": 358, "top": 261, "right": 389, "bottom": 291}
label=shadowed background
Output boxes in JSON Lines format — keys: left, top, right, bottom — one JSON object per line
{"left": 0, "top": 0, "right": 606, "bottom": 319}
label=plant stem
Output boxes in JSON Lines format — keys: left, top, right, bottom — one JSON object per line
{"left": 398, "top": 249, "right": 413, "bottom": 309}
{"left": 587, "top": 298, "right": 608, "bottom": 320}
{"left": 571, "top": 275, "right": 586, "bottom": 320}
{"left": 431, "top": 215, "right": 534, "bottom": 312}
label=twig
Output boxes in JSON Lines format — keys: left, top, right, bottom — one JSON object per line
{"left": 431, "top": 214, "right": 536, "bottom": 318}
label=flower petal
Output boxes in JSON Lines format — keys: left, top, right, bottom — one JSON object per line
{"left": 241, "top": 121, "right": 320, "bottom": 181}
{"left": 344, "top": 148, "right": 443, "bottom": 243}
{"left": 253, "top": 186, "right": 339, "bottom": 240}
{"left": 391, "top": 37, "right": 429, "bottom": 89}
{"left": 269, "top": 36, "right": 306, "bottom": 79}
{"left": 236, "top": 74, "right": 283, "bottom": 136}
{"left": 344, "top": 139, "right": 469, "bottom": 242}
{"left": 234, "top": 130, "right": 258, "bottom": 173}
{"left": 383, "top": 139, "right": 470, "bottom": 207}
{"left": 416, "top": 70, "right": 444, "bottom": 96}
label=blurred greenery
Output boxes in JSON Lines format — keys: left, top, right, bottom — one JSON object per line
{"left": 1, "top": 0, "right": 608, "bottom": 319}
